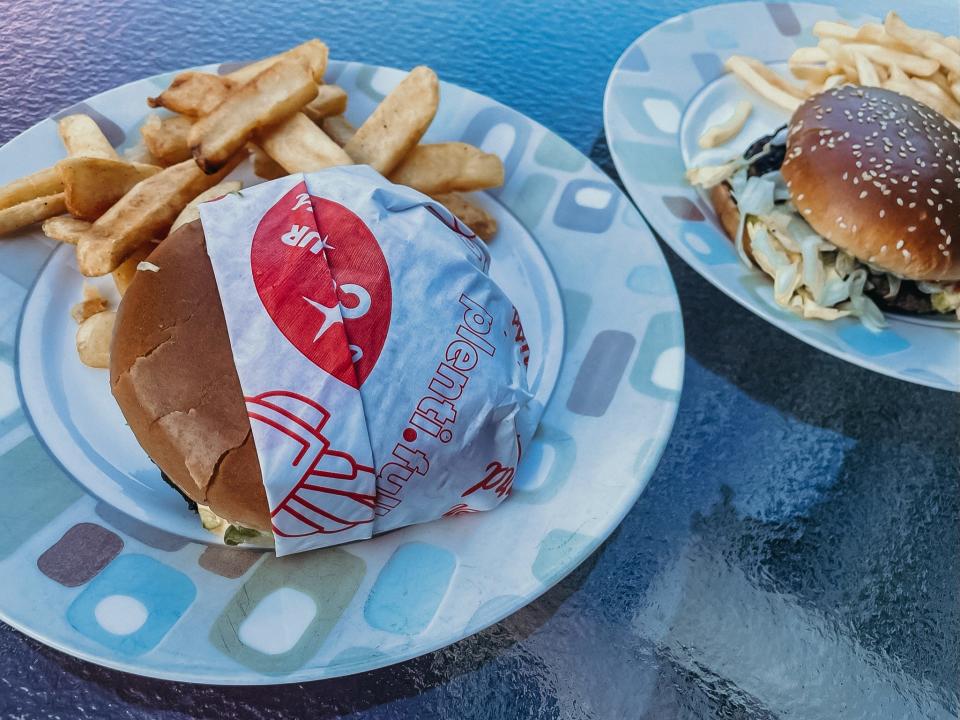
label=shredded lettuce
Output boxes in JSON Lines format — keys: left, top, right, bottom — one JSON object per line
{"left": 686, "top": 137, "right": 960, "bottom": 327}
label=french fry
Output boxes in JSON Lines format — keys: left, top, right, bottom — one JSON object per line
{"left": 885, "top": 78, "right": 960, "bottom": 121}
{"left": 812, "top": 20, "right": 858, "bottom": 41}
{"left": 842, "top": 43, "right": 939, "bottom": 77}
{"left": 926, "top": 71, "right": 954, "bottom": 96}
{"left": 226, "top": 39, "right": 329, "bottom": 85}
{"left": 170, "top": 180, "right": 242, "bottom": 233}
{"left": 344, "top": 66, "right": 439, "bottom": 174}
{"left": 57, "top": 157, "right": 160, "bottom": 221}
{"left": 952, "top": 81, "right": 960, "bottom": 104}
{"left": 147, "top": 72, "right": 235, "bottom": 117}
{"left": 58, "top": 114, "right": 119, "bottom": 160}
{"left": 322, "top": 115, "right": 357, "bottom": 146}
{"left": 76, "top": 310, "right": 115, "bottom": 368}
{"left": 249, "top": 144, "right": 288, "bottom": 180}
{"left": 883, "top": 11, "right": 944, "bottom": 48}
{"left": 724, "top": 55, "right": 803, "bottom": 112}
{"left": 0, "top": 194, "right": 67, "bottom": 236}
{"left": 822, "top": 74, "right": 848, "bottom": 90}
{"left": 140, "top": 114, "right": 194, "bottom": 166}
{"left": 42, "top": 215, "right": 90, "bottom": 244}
{"left": 887, "top": 63, "right": 909, "bottom": 83}
{"left": 71, "top": 283, "right": 108, "bottom": 323}
{"left": 112, "top": 243, "right": 153, "bottom": 295}
{"left": 123, "top": 141, "right": 161, "bottom": 166}
{"left": 0, "top": 166, "right": 63, "bottom": 211}
{"left": 189, "top": 59, "right": 317, "bottom": 173}
{"left": 433, "top": 193, "right": 497, "bottom": 242}
{"left": 851, "top": 51, "right": 880, "bottom": 87}
{"left": 302, "top": 85, "right": 349, "bottom": 123}
{"left": 790, "top": 64, "right": 832, "bottom": 84}
{"left": 76, "top": 156, "right": 239, "bottom": 275}
{"left": 912, "top": 78, "right": 960, "bottom": 118}
{"left": 698, "top": 100, "right": 753, "bottom": 149}
{"left": 258, "top": 112, "right": 352, "bottom": 173}
{"left": 788, "top": 46, "right": 829, "bottom": 66}
{"left": 389, "top": 142, "right": 504, "bottom": 195}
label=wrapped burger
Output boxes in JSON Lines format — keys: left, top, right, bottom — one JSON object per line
{"left": 110, "top": 166, "right": 538, "bottom": 555}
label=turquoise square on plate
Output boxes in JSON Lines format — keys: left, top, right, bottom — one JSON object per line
{"left": 67, "top": 554, "right": 196, "bottom": 656}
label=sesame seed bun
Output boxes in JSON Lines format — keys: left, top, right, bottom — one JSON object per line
{"left": 781, "top": 85, "right": 960, "bottom": 282}
{"left": 110, "top": 220, "right": 270, "bottom": 532}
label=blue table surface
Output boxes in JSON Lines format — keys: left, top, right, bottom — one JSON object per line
{"left": 1, "top": 0, "right": 958, "bottom": 718}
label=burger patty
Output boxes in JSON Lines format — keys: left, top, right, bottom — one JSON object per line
{"left": 739, "top": 129, "right": 936, "bottom": 315}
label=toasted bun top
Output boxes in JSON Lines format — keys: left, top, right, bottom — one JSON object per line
{"left": 110, "top": 221, "right": 270, "bottom": 532}
{"left": 782, "top": 85, "right": 960, "bottom": 281}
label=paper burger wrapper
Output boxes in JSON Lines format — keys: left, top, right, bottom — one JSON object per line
{"left": 199, "top": 166, "right": 538, "bottom": 555}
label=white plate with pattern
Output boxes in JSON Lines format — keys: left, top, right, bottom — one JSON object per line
{"left": 0, "top": 58, "right": 683, "bottom": 682}
{"left": 604, "top": 1, "right": 959, "bottom": 391}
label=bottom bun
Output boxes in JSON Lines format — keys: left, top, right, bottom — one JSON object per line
{"left": 110, "top": 221, "right": 271, "bottom": 532}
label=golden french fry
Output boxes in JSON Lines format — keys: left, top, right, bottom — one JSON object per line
{"left": 822, "top": 73, "right": 849, "bottom": 90}
{"left": 322, "top": 115, "right": 357, "bottom": 147}
{"left": 885, "top": 78, "right": 960, "bottom": 121}
{"left": 41, "top": 215, "right": 91, "bottom": 244}
{"left": 389, "top": 142, "right": 504, "bottom": 195}
{"left": 57, "top": 156, "right": 160, "bottom": 221}
{"left": 884, "top": 11, "right": 960, "bottom": 74}
{"left": 170, "top": 180, "right": 242, "bottom": 233}
{"left": 790, "top": 64, "right": 832, "bottom": 84}
{"left": 344, "top": 66, "right": 439, "bottom": 174}
{"left": 432, "top": 193, "right": 497, "bottom": 242}
{"left": 76, "top": 310, "right": 115, "bottom": 368}
{"left": 258, "top": 112, "right": 352, "bottom": 173}
{"left": 851, "top": 51, "right": 880, "bottom": 87}
{"left": 725, "top": 55, "right": 803, "bottom": 112}
{"left": 249, "top": 144, "right": 288, "bottom": 180}
{"left": 147, "top": 72, "right": 235, "bottom": 117}
{"left": 226, "top": 39, "right": 329, "bottom": 85}
{"left": 812, "top": 20, "right": 857, "bottom": 41}
{"left": 76, "top": 156, "right": 238, "bottom": 275}
{"left": 883, "top": 11, "right": 944, "bottom": 47}
{"left": 913, "top": 78, "right": 960, "bottom": 118}
{"left": 123, "top": 141, "right": 161, "bottom": 166}
{"left": 815, "top": 19, "right": 911, "bottom": 51}
{"left": 698, "top": 100, "right": 753, "bottom": 149}
{"left": 112, "top": 243, "right": 153, "bottom": 295}
{"left": 189, "top": 59, "right": 317, "bottom": 173}
{"left": 943, "top": 37, "right": 960, "bottom": 53}
{"left": 926, "top": 71, "right": 954, "bottom": 95}
{"left": 842, "top": 42, "right": 939, "bottom": 77}
{"left": 0, "top": 166, "right": 63, "bottom": 211}
{"left": 302, "top": 85, "right": 349, "bottom": 123}
{"left": 0, "top": 194, "right": 67, "bottom": 236}
{"left": 887, "top": 63, "right": 909, "bottom": 82}
{"left": 140, "top": 114, "right": 194, "bottom": 166}
{"left": 923, "top": 41, "right": 960, "bottom": 75}
{"left": 789, "top": 47, "right": 830, "bottom": 66}
{"left": 58, "top": 114, "right": 119, "bottom": 160}
{"left": 951, "top": 80, "right": 960, "bottom": 104}
{"left": 71, "top": 283, "right": 108, "bottom": 323}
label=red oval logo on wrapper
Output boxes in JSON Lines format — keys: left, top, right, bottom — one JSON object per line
{"left": 250, "top": 182, "right": 392, "bottom": 389}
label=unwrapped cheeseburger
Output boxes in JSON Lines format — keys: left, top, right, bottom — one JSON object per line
{"left": 111, "top": 166, "right": 537, "bottom": 555}
{"left": 688, "top": 85, "right": 960, "bottom": 325}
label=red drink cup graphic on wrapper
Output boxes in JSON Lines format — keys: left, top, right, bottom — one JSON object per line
{"left": 200, "top": 166, "right": 538, "bottom": 555}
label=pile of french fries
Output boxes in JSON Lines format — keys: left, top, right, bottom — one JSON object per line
{"left": 0, "top": 39, "right": 506, "bottom": 369}
{"left": 725, "top": 12, "right": 960, "bottom": 123}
